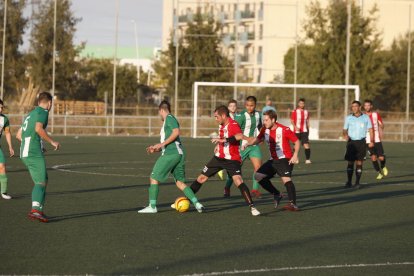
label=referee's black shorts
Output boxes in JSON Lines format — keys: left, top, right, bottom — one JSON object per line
{"left": 344, "top": 139, "right": 367, "bottom": 161}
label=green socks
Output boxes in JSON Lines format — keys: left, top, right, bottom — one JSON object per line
{"left": 0, "top": 173, "right": 7, "bottom": 194}
{"left": 149, "top": 184, "right": 159, "bottom": 208}
{"left": 32, "top": 184, "right": 46, "bottom": 211}
{"left": 183, "top": 187, "right": 199, "bottom": 204}
{"left": 252, "top": 172, "right": 260, "bottom": 190}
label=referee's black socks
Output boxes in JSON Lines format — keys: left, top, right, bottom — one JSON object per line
{"left": 258, "top": 178, "right": 280, "bottom": 196}
{"left": 347, "top": 164, "right": 354, "bottom": 183}
{"left": 284, "top": 181, "right": 296, "bottom": 204}
{"left": 190, "top": 180, "right": 202, "bottom": 194}
{"left": 355, "top": 165, "right": 363, "bottom": 184}
{"left": 238, "top": 183, "right": 254, "bottom": 206}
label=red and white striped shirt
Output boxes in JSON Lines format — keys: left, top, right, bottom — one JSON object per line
{"left": 215, "top": 118, "right": 242, "bottom": 162}
{"left": 257, "top": 123, "right": 298, "bottom": 160}
{"left": 366, "top": 112, "right": 383, "bottom": 143}
{"left": 291, "top": 108, "right": 309, "bottom": 133}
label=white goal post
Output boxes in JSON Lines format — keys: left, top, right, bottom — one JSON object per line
{"left": 192, "top": 81, "right": 360, "bottom": 138}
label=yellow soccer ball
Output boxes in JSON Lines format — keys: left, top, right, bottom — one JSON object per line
{"left": 175, "top": 197, "right": 190, "bottom": 213}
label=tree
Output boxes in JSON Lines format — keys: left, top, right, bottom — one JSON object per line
{"left": 29, "top": 0, "right": 82, "bottom": 99}
{"left": 153, "top": 11, "right": 233, "bottom": 107}
{"left": 283, "top": 0, "right": 386, "bottom": 108}
{"left": 0, "top": 0, "right": 27, "bottom": 99}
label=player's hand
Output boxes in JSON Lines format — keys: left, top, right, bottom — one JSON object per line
{"left": 51, "top": 141, "right": 60, "bottom": 151}
{"left": 9, "top": 147, "right": 14, "bottom": 157}
{"left": 152, "top": 143, "right": 163, "bottom": 151}
{"left": 289, "top": 155, "right": 298, "bottom": 165}
{"left": 211, "top": 138, "right": 224, "bottom": 144}
{"left": 146, "top": 145, "right": 155, "bottom": 154}
{"left": 368, "top": 142, "right": 374, "bottom": 148}
{"left": 241, "top": 140, "right": 248, "bottom": 150}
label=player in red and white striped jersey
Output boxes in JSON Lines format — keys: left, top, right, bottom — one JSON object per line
{"left": 363, "top": 100, "right": 388, "bottom": 179}
{"left": 290, "top": 98, "right": 311, "bottom": 164}
{"left": 246, "top": 110, "right": 301, "bottom": 211}
{"left": 189, "top": 105, "right": 260, "bottom": 216}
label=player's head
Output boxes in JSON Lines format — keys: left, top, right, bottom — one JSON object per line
{"left": 214, "top": 105, "right": 230, "bottom": 125}
{"left": 262, "top": 110, "right": 277, "bottom": 129}
{"left": 0, "top": 99, "right": 3, "bottom": 113}
{"left": 37, "top": 92, "right": 53, "bottom": 111}
{"left": 363, "top": 99, "right": 373, "bottom": 112}
{"left": 158, "top": 100, "right": 171, "bottom": 119}
{"left": 266, "top": 99, "right": 273, "bottom": 106}
{"left": 245, "top": 96, "right": 257, "bottom": 113}
{"left": 228, "top": 99, "right": 237, "bottom": 114}
{"left": 297, "top": 98, "right": 305, "bottom": 109}
{"left": 351, "top": 100, "right": 361, "bottom": 114}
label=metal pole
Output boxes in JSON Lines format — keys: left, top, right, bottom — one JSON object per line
{"left": 233, "top": 0, "right": 239, "bottom": 99}
{"left": 293, "top": 0, "right": 298, "bottom": 107}
{"left": 1, "top": 0, "right": 7, "bottom": 99}
{"left": 51, "top": 0, "right": 57, "bottom": 132}
{"left": 112, "top": 0, "right": 119, "bottom": 133}
{"left": 131, "top": 20, "right": 140, "bottom": 83}
{"left": 174, "top": 0, "right": 179, "bottom": 114}
{"left": 406, "top": 5, "right": 411, "bottom": 121}
{"left": 344, "top": 3, "right": 351, "bottom": 118}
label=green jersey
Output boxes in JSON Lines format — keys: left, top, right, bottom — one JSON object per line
{"left": 160, "top": 114, "right": 183, "bottom": 156}
{"left": 0, "top": 114, "right": 10, "bottom": 140}
{"left": 236, "top": 110, "right": 262, "bottom": 138}
{"left": 20, "top": 106, "right": 49, "bottom": 158}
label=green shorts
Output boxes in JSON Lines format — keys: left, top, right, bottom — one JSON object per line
{"left": 0, "top": 148, "right": 5, "bottom": 164}
{"left": 151, "top": 153, "right": 186, "bottom": 183}
{"left": 22, "top": 157, "right": 48, "bottom": 185}
{"left": 241, "top": 145, "right": 262, "bottom": 161}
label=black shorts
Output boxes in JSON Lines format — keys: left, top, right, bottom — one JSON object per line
{"left": 295, "top": 132, "right": 309, "bottom": 145}
{"left": 345, "top": 139, "right": 367, "bottom": 161}
{"left": 256, "top": 159, "right": 294, "bottom": 178}
{"left": 201, "top": 156, "right": 242, "bottom": 178}
{"left": 368, "top": 142, "right": 385, "bottom": 157}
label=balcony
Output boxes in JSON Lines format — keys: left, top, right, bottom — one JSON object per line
{"left": 240, "top": 10, "right": 255, "bottom": 19}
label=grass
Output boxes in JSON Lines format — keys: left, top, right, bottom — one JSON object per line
{"left": 0, "top": 137, "right": 413, "bottom": 275}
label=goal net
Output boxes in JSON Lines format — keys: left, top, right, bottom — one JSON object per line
{"left": 192, "top": 82, "right": 360, "bottom": 139}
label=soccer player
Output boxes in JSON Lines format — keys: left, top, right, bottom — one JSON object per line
{"left": 363, "top": 100, "right": 388, "bottom": 180}
{"left": 223, "top": 96, "right": 263, "bottom": 198}
{"left": 16, "top": 92, "right": 60, "bottom": 222}
{"left": 138, "top": 100, "right": 204, "bottom": 213}
{"left": 261, "top": 99, "right": 277, "bottom": 115}
{"left": 343, "top": 100, "right": 374, "bottom": 189}
{"left": 0, "top": 100, "right": 15, "bottom": 200}
{"left": 190, "top": 105, "right": 260, "bottom": 216}
{"left": 246, "top": 110, "right": 301, "bottom": 211}
{"left": 291, "top": 98, "right": 311, "bottom": 164}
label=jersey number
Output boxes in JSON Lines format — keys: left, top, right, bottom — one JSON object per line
{"left": 22, "top": 116, "right": 31, "bottom": 131}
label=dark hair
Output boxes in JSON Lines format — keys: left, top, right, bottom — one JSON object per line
{"left": 228, "top": 99, "right": 237, "bottom": 105}
{"left": 214, "top": 105, "right": 230, "bottom": 117}
{"left": 38, "top": 92, "right": 53, "bottom": 103}
{"left": 263, "top": 110, "right": 277, "bottom": 121}
{"left": 159, "top": 100, "right": 171, "bottom": 112}
{"left": 298, "top": 98, "right": 305, "bottom": 103}
{"left": 352, "top": 100, "right": 361, "bottom": 106}
{"left": 246, "top": 96, "right": 257, "bottom": 103}
{"left": 364, "top": 99, "right": 373, "bottom": 105}
{"left": 0, "top": 99, "right": 3, "bottom": 106}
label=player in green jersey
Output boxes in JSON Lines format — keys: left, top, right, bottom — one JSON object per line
{"left": 138, "top": 100, "right": 204, "bottom": 213}
{"left": 223, "top": 96, "right": 263, "bottom": 198}
{"left": 16, "top": 92, "right": 60, "bottom": 223}
{"left": 0, "top": 100, "right": 15, "bottom": 200}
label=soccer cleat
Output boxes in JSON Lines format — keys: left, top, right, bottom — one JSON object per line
{"left": 28, "top": 209, "right": 48, "bottom": 223}
{"left": 274, "top": 193, "right": 283, "bottom": 209}
{"left": 251, "top": 189, "right": 262, "bottom": 199}
{"left": 283, "top": 202, "right": 300, "bottom": 211}
{"left": 344, "top": 182, "right": 352, "bottom": 188}
{"left": 376, "top": 173, "right": 384, "bottom": 180}
{"left": 305, "top": 160, "right": 312, "bottom": 164}
{"left": 217, "top": 170, "right": 224, "bottom": 180}
{"left": 170, "top": 203, "right": 175, "bottom": 209}
{"left": 195, "top": 202, "right": 205, "bottom": 213}
{"left": 250, "top": 206, "right": 261, "bottom": 216}
{"left": 1, "top": 193, "right": 12, "bottom": 200}
{"left": 223, "top": 187, "right": 230, "bottom": 197}
{"left": 353, "top": 183, "right": 361, "bottom": 189}
{"left": 382, "top": 167, "right": 388, "bottom": 176}
{"left": 138, "top": 205, "right": 157, "bottom": 213}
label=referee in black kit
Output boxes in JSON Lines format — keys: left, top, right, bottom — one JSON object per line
{"left": 343, "top": 101, "right": 374, "bottom": 189}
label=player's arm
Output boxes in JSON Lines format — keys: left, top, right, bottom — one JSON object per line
{"left": 153, "top": 128, "right": 179, "bottom": 151}
{"left": 366, "top": 117, "right": 374, "bottom": 148}
{"left": 211, "top": 132, "right": 244, "bottom": 144}
{"left": 4, "top": 126, "right": 14, "bottom": 157}
{"left": 378, "top": 114, "right": 384, "bottom": 129}
{"left": 35, "top": 122, "right": 60, "bottom": 150}
{"left": 16, "top": 127, "right": 22, "bottom": 142}
{"left": 289, "top": 139, "right": 300, "bottom": 164}
{"left": 290, "top": 112, "right": 297, "bottom": 132}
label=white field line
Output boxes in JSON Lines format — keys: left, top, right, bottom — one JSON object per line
{"left": 183, "top": 262, "right": 414, "bottom": 276}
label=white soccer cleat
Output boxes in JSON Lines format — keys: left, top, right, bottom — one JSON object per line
{"left": 170, "top": 203, "right": 175, "bottom": 209}
{"left": 195, "top": 202, "right": 205, "bottom": 213}
{"left": 217, "top": 170, "right": 224, "bottom": 180}
{"left": 305, "top": 160, "right": 312, "bottom": 164}
{"left": 1, "top": 193, "right": 12, "bottom": 200}
{"left": 250, "top": 206, "right": 261, "bottom": 216}
{"left": 138, "top": 205, "right": 157, "bottom": 213}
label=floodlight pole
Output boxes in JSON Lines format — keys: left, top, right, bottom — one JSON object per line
{"left": 233, "top": 0, "right": 239, "bottom": 99}
{"left": 131, "top": 20, "right": 140, "bottom": 83}
{"left": 293, "top": 0, "right": 299, "bottom": 107}
{"left": 174, "top": 0, "right": 179, "bottom": 114}
{"left": 112, "top": 0, "right": 119, "bottom": 133}
{"left": 0, "top": 0, "right": 7, "bottom": 100}
{"left": 344, "top": 3, "right": 351, "bottom": 118}
{"left": 406, "top": 5, "right": 412, "bottom": 121}
{"left": 51, "top": 0, "right": 57, "bottom": 132}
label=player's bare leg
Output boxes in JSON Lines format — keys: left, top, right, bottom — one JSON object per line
{"left": 232, "top": 175, "right": 260, "bottom": 216}
{"left": 250, "top": 157, "right": 262, "bottom": 198}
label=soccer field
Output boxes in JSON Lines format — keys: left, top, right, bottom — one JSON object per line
{"left": 0, "top": 137, "right": 413, "bottom": 275}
